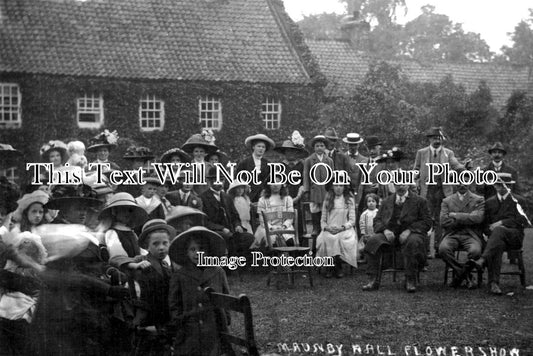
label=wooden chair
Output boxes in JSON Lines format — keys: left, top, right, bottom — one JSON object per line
{"left": 377, "top": 240, "right": 420, "bottom": 284}
{"left": 501, "top": 249, "right": 526, "bottom": 286}
{"left": 299, "top": 201, "right": 317, "bottom": 254}
{"left": 204, "top": 287, "right": 259, "bottom": 356}
{"left": 443, "top": 250, "right": 483, "bottom": 288}
{"left": 261, "top": 209, "right": 313, "bottom": 288}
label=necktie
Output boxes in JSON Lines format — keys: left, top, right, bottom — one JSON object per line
{"left": 433, "top": 150, "right": 437, "bottom": 158}
{"left": 161, "top": 260, "right": 170, "bottom": 278}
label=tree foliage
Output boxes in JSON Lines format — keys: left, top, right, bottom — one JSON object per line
{"left": 500, "top": 8, "right": 533, "bottom": 65}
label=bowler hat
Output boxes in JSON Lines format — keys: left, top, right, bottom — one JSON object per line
{"left": 488, "top": 142, "right": 507, "bottom": 155}
{"left": 244, "top": 134, "right": 275, "bottom": 151}
{"left": 342, "top": 133, "right": 364, "bottom": 145}
{"left": 98, "top": 192, "right": 148, "bottom": 227}
{"left": 426, "top": 127, "right": 445, "bottom": 138}
{"left": 365, "top": 136, "right": 382, "bottom": 148}
{"left": 324, "top": 128, "right": 339, "bottom": 141}
{"left": 138, "top": 219, "right": 176, "bottom": 248}
{"left": 87, "top": 130, "right": 119, "bottom": 152}
{"left": 169, "top": 226, "right": 226, "bottom": 265}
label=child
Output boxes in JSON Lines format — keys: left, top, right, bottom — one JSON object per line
{"left": 252, "top": 183, "right": 294, "bottom": 248}
{"left": 136, "top": 176, "right": 166, "bottom": 223}
{"left": 12, "top": 190, "right": 49, "bottom": 233}
{"left": 168, "top": 226, "right": 230, "bottom": 356}
{"left": 359, "top": 193, "right": 379, "bottom": 247}
{"left": 227, "top": 180, "right": 253, "bottom": 233}
{"left": 133, "top": 219, "right": 178, "bottom": 331}
{"left": 166, "top": 170, "right": 203, "bottom": 210}
{"left": 316, "top": 183, "right": 358, "bottom": 278}
{"left": 99, "top": 192, "right": 149, "bottom": 271}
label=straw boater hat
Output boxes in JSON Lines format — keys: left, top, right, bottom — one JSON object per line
{"left": 87, "top": 130, "right": 119, "bottom": 152}
{"left": 342, "top": 133, "right": 364, "bottom": 145}
{"left": 274, "top": 130, "right": 308, "bottom": 157}
{"left": 123, "top": 146, "right": 155, "bottom": 161}
{"left": 324, "top": 128, "right": 339, "bottom": 141}
{"left": 160, "top": 148, "right": 191, "bottom": 164}
{"left": 425, "top": 126, "right": 446, "bottom": 139}
{"left": 376, "top": 147, "right": 404, "bottom": 163}
{"left": 40, "top": 140, "right": 68, "bottom": 162}
{"left": 308, "top": 135, "right": 330, "bottom": 148}
{"left": 182, "top": 131, "right": 218, "bottom": 155}
{"left": 495, "top": 172, "right": 516, "bottom": 185}
{"left": 244, "top": 134, "right": 275, "bottom": 151}
{"left": 13, "top": 190, "right": 50, "bottom": 221}
{"left": 169, "top": 226, "right": 226, "bottom": 265}
{"left": 166, "top": 206, "right": 206, "bottom": 229}
{"left": 45, "top": 184, "right": 101, "bottom": 210}
{"left": 0, "top": 143, "right": 23, "bottom": 166}
{"left": 365, "top": 136, "right": 382, "bottom": 149}
{"left": 138, "top": 219, "right": 177, "bottom": 248}
{"left": 488, "top": 142, "right": 507, "bottom": 155}
{"left": 206, "top": 150, "right": 230, "bottom": 166}
{"left": 98, "top": 192, "right": 148, "bottom": 227}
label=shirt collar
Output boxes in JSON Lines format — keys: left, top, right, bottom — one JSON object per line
{"left": 498, "top": 191, "right": 510, "bottom": 202}
{"left": 210, "top": 188, "right": 221, "bottom": 196}
{"left": 430, "top": 146, "right": 443, "bottom": 154}
{"left": 492, "top": 161, "right": 502, "bottom": 168}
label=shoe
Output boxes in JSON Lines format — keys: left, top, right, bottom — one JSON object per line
{"left": 465, "top": 274, "right": 477, "bottom": 290}
{"left": 489, "top": 282, "right": 503, "bottom": 295}
{"left": 466, "top": 258, "right": 484, "bottom": 272}
{"left": 406, "top": 279, "right": 417, "bottom": 293}
{"left": 362, "top": 280, "right": 380, "bottom": 291}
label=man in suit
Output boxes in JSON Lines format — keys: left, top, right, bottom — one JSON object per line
{"left": 357, "top": 136, "right": 385, "bottom": 214}
{"left": 479, "top": 142, "right": 519, "bottom": 200}
{"left": 362, "top": 182, "right": 432, "bottom": 293}
{"left": 324, "top": 128, "right": 354, "bottom": 181}
{"left": 438, "top": 182, "right": 485, "bottom": 288}
{"left": 200, "top": 167, "right": 254, "bottom": 257}
{"left": 414, "top": 127, "right": 463, "bottom": 251}
{"left": 343, "top": 133, "right": 367, "bottom": 205}
{"left": 166, "top": 170, "right": 203, "bottom": 210}
{"left": 467, "top": 173, "right": 530, "bottom": 295}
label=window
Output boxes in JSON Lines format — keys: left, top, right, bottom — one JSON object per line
{"left": 77, "top": 94, "right": 103, "bottom": 128}
{"left": 199, "top": 97, "right": 222, "bottom": 131}
{"left": 0, "top": 167, "right": 18, "bottom": 184}
{"left": 139, "top": 95, "right": 164, "bottom": 131}
{"left": 0, "top": 83, "right": 21, "bottom": 128}
{"left": 261, "top": 98, "right": 281, "bottom": 130}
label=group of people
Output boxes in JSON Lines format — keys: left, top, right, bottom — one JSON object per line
{"left": 0, "top": 125, "right": 529, "bottom": 354}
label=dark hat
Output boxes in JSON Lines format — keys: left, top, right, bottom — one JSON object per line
{"left": 87, "top": 130, "right": 119, "bottom": 152}
{"left": 98, "top": 192, "right": 148, "bottom": 227}
{"left": 488, "top": 142, "right": 507, "bottom": 155}
{"left": 40, "top": 140, "right": 68, "bottom": 162}
{"left": 123, "top": 146, "right": 155, "bottom": 161}
{"left": 166, "top": 206, "right": 206, "bottom": 230}
{"left": 308, "top": 135, "right": 330, "bottom": 148}
{"left": 274, "top": 140, "right": 308, "bottom": 157}
{"left": 426, "top": 126, "right": 445, "bottom": 139}
{"left": 144, "top": 173, "right": 163, "bottom": 186}
{"left": 138, "top": 219, "right": 176, "bottom": 248}
{"left": 376, "top": 147, "right": 404, "bottom": 163}
{"left": 0, "top": 177, "right": 20, "bottom": 214}
{"left": 206, "top": 150, "right": 230, "bottom": 166}
{"left": 169, "top": 226, "right": 226, "bottom": 265}
{"left": 244, "top": 134, "right": 275, "bottom": 151}
{"left": 181, "top": 133, "right": 218, "bottom": 155}
{"left": 206, "top": 166, "right": 220, "bottom": 180}
{"left": 160, "top": 148, "right": 191, "bottom": 164}
{"left": 365, "top": 136, "right": 382, "bottom": 148}
{"left": 0, "top": 143, "right": 23, "bottom": 166}
{"left": 45, "top": 184, "right": 102, "bottom": 210}
{"left": 342, "top": 133, "right": 364, "bottom": 145}
{"left": 324, "top": 128, "right": 339, "bottom": 141}
{"left": 495, "top": 172, "right": 515, "bottom": 185}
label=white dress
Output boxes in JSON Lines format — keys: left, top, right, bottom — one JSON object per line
{"left": 252, "top": 195, "right": 294, "bottom": 248}
{"left": 316, "top": 196, "right": 358, "bottom": 267}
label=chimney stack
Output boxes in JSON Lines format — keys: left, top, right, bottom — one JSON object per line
{"left": 340, "top": 11, "right": 370, "bottom": 52}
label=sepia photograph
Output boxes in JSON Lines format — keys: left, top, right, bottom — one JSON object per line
{"left": 0, "top": 0, "right": 532, "bottom": 355}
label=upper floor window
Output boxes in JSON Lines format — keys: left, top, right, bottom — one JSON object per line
{"left": 0, "top": 167, "right": 18, "bottom": 184}
{"left": 199, "top": 97, "right": 222, "bottom": 131}
{"left": 139, "top": 95, "right": 164, "bottom": 131}
{"left": 261, "top": 98, "right": 281, "bottom": 130}
{"left": 77, "top": 94, "right": 103, "bottom": 128}
{"left": 0, "top": 83, "right": 21, "bottom": 128}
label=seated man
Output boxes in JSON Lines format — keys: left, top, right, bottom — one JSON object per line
{"left": 467, "top": 173, "right": 530, "bottom": 295}
{"left": 200, "top": 167, "right": 254, "bottom": 257}
{"left": 362, "top": 183, "right": 432, "bottom": 293}
{"left": 438, "top": 183, "right": 485, "bottom": 288}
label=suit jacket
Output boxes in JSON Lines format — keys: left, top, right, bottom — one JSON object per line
{"left": 479, "top": 161, "right": 519, "bottom": 200}
{"left": 200, "top": 189, "right": 242, "bottom": 232}
{"left": 347, "top": 152, "right": 368, "bottom": 204}
{"left": 440, "top": 191, "right": 484, "bottom": 240}
{"left": 373, "top": 193, "right": 432, "bottom": 235}
{"left": 413, "top": 146, "right": 463, "bottom": 198}
{"left": 303, "top": 153, "right": 334, "bottom": 205}
{"left": 166, "top": 190, "right": 203, "bottom": 210}
{"left": 236, "top": 156, "right": 270, "bottom": 203}
{"left": 483, "top": 194, "right": 529, "bottom": 236}
{"left": 329, "top": 149, "right": 354, "bottom": 177}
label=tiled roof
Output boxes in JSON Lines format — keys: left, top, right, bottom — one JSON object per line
{"left": 307, "top": 40, "right": 533, "bottom": 108}
{"left": 0, "top": 0, "right": 311, "bottom": 84}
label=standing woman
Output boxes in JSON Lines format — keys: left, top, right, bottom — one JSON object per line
{"left": 87, "top": 130, "right": 121, "bottom": 171}
{"left": 181, "top": 130, "right": 218, "bottom": 196}
{"left": 236, "top": 134, "right": 275, "bottom": 203}
{"left": 40, "top": 140, "right": 67, "bottom": 170}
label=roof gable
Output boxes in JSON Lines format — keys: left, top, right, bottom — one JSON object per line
{"left": 0, "top": 0, "right": 311, "bottom": 84}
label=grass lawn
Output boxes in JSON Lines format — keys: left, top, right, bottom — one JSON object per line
{"left": 227, "top": 229, "right": 533, "bottom": 356}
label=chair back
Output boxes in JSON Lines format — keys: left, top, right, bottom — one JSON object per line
{"left": 261, "top": 209, "right": 300, "bottom": 249}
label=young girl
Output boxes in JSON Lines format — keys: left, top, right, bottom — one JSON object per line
{"left": 252, "top": 184, "right": 294, "bottom": 248}
{"left": 168, "top": 227, "right": 230, "bottom": 356}
{"left": 99, "top": 192, "right": 150, "bottom": 271}
{"left": 227, "top": 180, "right": 253, "bottom": 233}
{"left": 359, "top": 193, "right": 379, "bottom": 244}
{"left": 40, "top": 140, "right": 67, "bottom": 169}
{"left": 12, "top": 190, "right": 49, "bottom": 233}
{"left": 316, "top": 183, "right": 358, "bottom": 278}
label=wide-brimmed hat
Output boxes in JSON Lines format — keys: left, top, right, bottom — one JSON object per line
{"left": 182, "top": 133, "right": 218, "bottom": 155}
{"left": 227, "top": 180, "right": 250, "bottom": 195}
{"left": 309, "top": 135, "right": 330, "bottom": 148}
{"left": 13, "top": 190, "right": 50, "bottom": 221}
{"left": 365, "top": 136, "right": 382, "bottom": 148}
{"left": 376, "top": 147, "right": 404, "bottom": 163}
{"left": 342, "top": 133, "right": 364, "bottom": 145}
{"left": 138, "top": 219, "right": 177, "bottom": 248}
{"left": 169, "top": 226, "right": 226, "bottom": 265}
{"left": 488, "top": 142, "right": 507, "bottom": 155}
{"left": 426, "top": 126, "right": 445, "bottom": 139}
{"left": 495, "top": 172, "right": 516, "bottom": 185}
{"left": 40, "top": 140, "right": 68, "bottom": 162}
{"left": 87, "top": 130, "right": 119, "bottom": 152}
{"left": 324, "top": 128, "right": 339, "bottom": 141}
{"left": 244, "top": 134, "right": 275, "bottom": 151}
{"left": 45, "top": 184, "right": 101, "bottom": 210}
{"left": 206, "top": 150, "right": 230, "bottom": 166}
{"left": 123, "top": 146, "right": 155, "bottom": 161}
{"left": 98, "top": 192, "right": 148, "bottom": 226}
{"left": 160, "top": 148, "right": 191, "bottom": 164}
{"left": 166, "top": 206, "right": 206, "bottom": 227}
{"left": 0, "top": 143, "right": 23, "bottom": 166}
{"left": 273, "top": 140, "right": 308, "bottom": 157}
